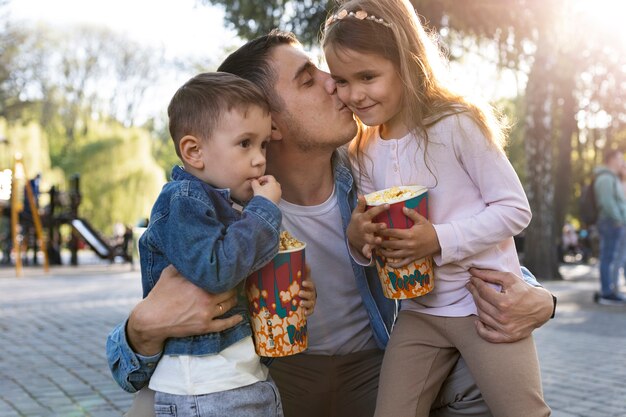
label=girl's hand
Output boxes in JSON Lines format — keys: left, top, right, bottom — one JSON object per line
{"left": 347, "top": 196, "right": 389, "bottom": 257}
{"left": 299, "top": 265, "right": 316, "bottom": 316}
{"left": 377, "top": 207, "right": 441, "bottom": 267}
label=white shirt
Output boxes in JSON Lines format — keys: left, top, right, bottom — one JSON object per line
{"left": 149, "top": 336, "right": 267, "bottom": 395}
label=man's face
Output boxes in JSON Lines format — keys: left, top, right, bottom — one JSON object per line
{"left": 268, "top": 44, "right": 357, "bottom": 152}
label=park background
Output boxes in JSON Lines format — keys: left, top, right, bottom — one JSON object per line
{"left": 2, "top": 0, "right": 626, "bottom": 280}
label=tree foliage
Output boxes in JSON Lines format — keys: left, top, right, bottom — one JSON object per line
{"left": 62, "top": 122, "right": 166, "bottom": 234}
{"left": 0, "top": 24, "right": 30, "bottom": 120}
{"left": 15, "top": 25, "right": 168, "bottom": 153}
{"left": 201, "top": 0, "right": 331, "bottom": 46}
{"left": 0, "top": 16, "right": 181, "bottom": 236}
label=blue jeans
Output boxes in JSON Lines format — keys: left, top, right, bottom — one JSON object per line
{"left": 597, "top": 218, "right": 625, "bottom": 297}
{"left": 154, "top": 379, "right": 283, "bottom": 417}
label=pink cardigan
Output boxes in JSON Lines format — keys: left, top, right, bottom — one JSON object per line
{"left": 350, "top": 113, "right": 531, "bottom": 317}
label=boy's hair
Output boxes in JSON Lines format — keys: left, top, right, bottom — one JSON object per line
{"left": 217, "top": 30, "right": 300, "bottom": 113}
{"left": 322, "top": 0, "right": 508, "bottom": 152}
{"left": 168, "top": 72, "right": 270, "bottom": 158}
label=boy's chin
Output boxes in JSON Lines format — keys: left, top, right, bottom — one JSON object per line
{"left": 231, "top": 190, "right": 253, "bottom": 204}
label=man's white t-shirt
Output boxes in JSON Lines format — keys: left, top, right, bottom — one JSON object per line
{"left": 279, "top": 186, "right": 376, "bottom": 355}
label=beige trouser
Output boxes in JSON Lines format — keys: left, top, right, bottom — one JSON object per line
{"left": 374, "top": 311, "right": 551, "bottom": 417}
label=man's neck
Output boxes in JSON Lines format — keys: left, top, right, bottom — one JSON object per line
{"left": 270, "top": 150, "right": 335, "bottom": 206}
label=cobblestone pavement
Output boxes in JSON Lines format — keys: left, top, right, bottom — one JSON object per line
{"left": 0, "top": 262, "right": 625, "bottom": 416}
{"left": 0, "top": 264, "right": 138, "bottom": 416}
{"left": 534, "top": 264, "right": 626, "bottom": 417}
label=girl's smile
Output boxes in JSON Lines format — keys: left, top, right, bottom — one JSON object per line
{"left": 324, "top": 47, "right": 409, "bottom": 139}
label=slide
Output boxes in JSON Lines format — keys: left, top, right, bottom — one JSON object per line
{"left": 71, "top": 218, "right": 113, "bottom": 259}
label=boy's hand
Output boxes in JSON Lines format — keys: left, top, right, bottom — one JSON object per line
{"left": 378, "top": 207, "right": 440, "bottom": 267}
{"left": 252, "top": 175, "right": 282, "bottom": 204}
{"left": 347, "top": 196, "right": 388, "bottom": 257}
{"left": 299, "top": 265, "right": 316, "bottom": 316}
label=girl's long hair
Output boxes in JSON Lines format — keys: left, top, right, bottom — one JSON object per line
{"left": 322, "top": 0, "right": 509, "bottom": 174}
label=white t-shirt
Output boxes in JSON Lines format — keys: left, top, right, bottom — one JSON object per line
{"left": 279, "top": 186, "right": 376, "bottom": 355}
{"left": 149, "top": 336, "right": 267, "bottom": 395}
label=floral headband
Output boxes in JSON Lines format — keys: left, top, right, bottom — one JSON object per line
{"left": 325, "top": 9, "right": 393, "bottom": 29}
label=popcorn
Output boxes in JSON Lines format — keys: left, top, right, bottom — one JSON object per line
{"left": 366, "top": 186, "right": 419, "bottom": 205}
{"left": 247, "top": 231, "right": 307, "bottom": 357}
{"left": 279, "top": 230, "right": 305, "bottom": 251}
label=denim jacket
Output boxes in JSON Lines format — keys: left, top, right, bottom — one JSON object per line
{"left": 333, "top": 149, "right": 398, "bottom": 349}
{"left": 106, "top": 166, "right": 281, "bottom": 392}
{"left": 141, "top": 165, "right": 282, "bottom": 355}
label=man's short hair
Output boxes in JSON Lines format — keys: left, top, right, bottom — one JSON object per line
{"left": 168, "top": 72, "right": 270, "bottom": 158}
{"left": 217, "top": 30, "right": 300, "bottom": 112}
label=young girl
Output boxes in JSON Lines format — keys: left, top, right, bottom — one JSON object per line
{"left": 322, "top": 1, "right": 550, "bottom": 416}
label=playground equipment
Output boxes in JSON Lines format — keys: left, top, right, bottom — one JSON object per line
{"left": 48, "top": 174, "right": 133, "bottom": 265}
{"left": 70, "top": 218, "right": 132, "bottom": 263}
{"left": 4, "top": 155, "right": 132, "bottom": 273}
{"left": 10, "top": 153, "right": 49, "bottom": 276}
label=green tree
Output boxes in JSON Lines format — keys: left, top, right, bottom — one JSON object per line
{"left": 0, "top": 7, "right": 31, "bottom": 121}
{"left": 7, "top": 25, "right": 172, "bottom": 163}
{"left": 63, "top": 121, "right": 166, "bottom": 234}
{"left": 201, "top": 0, "right": 330, "bottom": 46}
{"left": 143, "top": 116, "right": 181, "bottom": 179}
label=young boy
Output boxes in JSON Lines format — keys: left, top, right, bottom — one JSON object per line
{"left": 138, "top": 72, "right": 287, "bottom": 415}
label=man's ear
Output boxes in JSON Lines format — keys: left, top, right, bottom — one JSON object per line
{"left": 179, "top": 135, "right": 204, "bottom": 169}
{"left": 270, "top": 118, "right": 283, "bottom": 141}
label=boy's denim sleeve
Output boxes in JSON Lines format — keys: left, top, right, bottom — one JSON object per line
{"left": 105, "top": 319, "right": 161, "bottom": 393}
{"left": 153, "top": 195, "right": 281, "bottom": 293}
{"left": 520, "top": 266, "right": 541, "bottom": 287}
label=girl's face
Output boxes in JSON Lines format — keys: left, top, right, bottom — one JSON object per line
{"left": 325, "top": 46, "right": 407, "bottom": 139}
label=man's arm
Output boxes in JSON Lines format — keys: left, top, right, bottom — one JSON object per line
{"left": 106, "top": 265, "right": 242, "bottom": 392}
{"left": 466, "top": 267, "right": 553, "bottom": 343}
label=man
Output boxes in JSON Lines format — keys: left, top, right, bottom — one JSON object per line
{"left": 107, "top": 31, "right": 555, "bottom": 416}
{"left": 594, "top": 148, "right": 626, "bottom": 305}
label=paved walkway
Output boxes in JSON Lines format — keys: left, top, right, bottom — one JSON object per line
{"left": 0, "top": 262, "right": 625, "bottom": 416}
{"left": 534, "top": 264, "right": 626, "bottom": 417}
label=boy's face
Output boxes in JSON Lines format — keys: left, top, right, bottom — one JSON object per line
{"left": 197, "top": 105, "right": 272, "bottom": 202}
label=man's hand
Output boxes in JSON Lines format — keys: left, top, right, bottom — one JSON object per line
{"left": 127, "top": 265, "right": 243, "bottom": 356}
{"left": 466, "top": 267, "right": 553, "bottom": 343}
{"left": 299, "top": 265, "right": 317, "bottom": 316}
